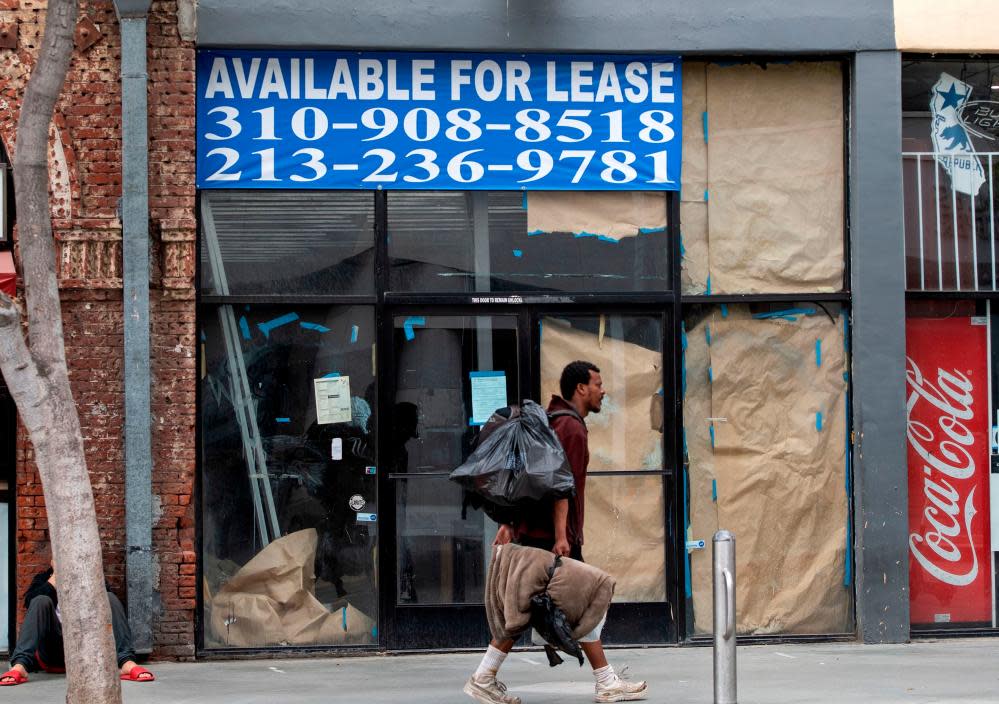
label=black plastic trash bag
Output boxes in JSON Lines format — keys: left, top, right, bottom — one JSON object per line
{"left": 450, "top": 400, "right": 575, "bottom": 518}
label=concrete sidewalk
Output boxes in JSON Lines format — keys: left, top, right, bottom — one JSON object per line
{"left": 2, "top": 640, "right": 998, "bottom": 703}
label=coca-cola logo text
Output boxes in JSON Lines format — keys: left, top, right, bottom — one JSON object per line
{"left": 906, "top": 356, "right": 981, "bottom": 587}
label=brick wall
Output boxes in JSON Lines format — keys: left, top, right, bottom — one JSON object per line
{"left": 1, "top": 1, "right": 196, "bottom": 659}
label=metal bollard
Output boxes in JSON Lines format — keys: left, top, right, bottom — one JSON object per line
{"left": 713, "top": 530, "right": 737, "bottom": 704}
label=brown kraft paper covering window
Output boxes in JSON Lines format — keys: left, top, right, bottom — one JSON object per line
{"left": 687, "top": 307, "right": 851, "bottom": 634}
{"left": 540, "top": 319, "right": 665, "bottom": 602}
{"left": 209, "top": 529, "right": 374, "bottom": 647}
{"left": 705, "top": 62, "right": 845, "bottom": 294}
{"left": 527, "top": 191, "right": 666, "bottom": 241}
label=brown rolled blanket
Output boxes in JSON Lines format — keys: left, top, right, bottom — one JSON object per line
{"left": 485, "top": 543, "right": 615, "bottom": 642}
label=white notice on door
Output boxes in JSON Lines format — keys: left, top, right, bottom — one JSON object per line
{"left": 314, "top": 376, "right": 352, "bottom": 425}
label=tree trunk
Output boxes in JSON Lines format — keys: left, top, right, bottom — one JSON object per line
{"left": 0, "top": 1, "right": 122, "bottom": 702}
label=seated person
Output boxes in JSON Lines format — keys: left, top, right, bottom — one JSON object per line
{"left": 1, "top": 562, "right": 154, "bottom": 686}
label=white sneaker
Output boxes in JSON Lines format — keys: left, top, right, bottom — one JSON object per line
{"left": 464, "top": 674, "right": 523, "bottom": 704}
{"left": 594, "top": 674, "right": 648, "bottom": 702}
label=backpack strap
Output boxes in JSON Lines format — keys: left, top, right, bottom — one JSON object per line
{"left": 547, "top": 408, "right": 584, "bottom": 425}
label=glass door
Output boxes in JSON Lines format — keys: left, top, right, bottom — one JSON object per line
{"left": 381, "top": 310, "right": 526, "bottom": 648}
{"left": 380, "top": 306, "right": 678, "bottom": 649}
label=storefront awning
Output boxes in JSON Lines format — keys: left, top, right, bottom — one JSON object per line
{"left": 0, "top": 251, "right": 15, "bottom": 297}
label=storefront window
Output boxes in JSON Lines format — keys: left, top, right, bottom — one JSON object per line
{"left": 200, "top": 191, "right": 376, "bottom": 296}
{"left": 584, "top": 475, "right": 666, "bottom": 603}
{"left": 902, "top": 59, "right": 999, "bottom": 292}
{"left": 201, "top": 304, "right": 377, "bottom": 648}
{"left": 680, "top": 61, "right": 846, "bottom": 295}
{"left": 683, "top": 303, "right": 853, "bottom": 635}
{"left": 540, "top": 314, "right": 665, "bottom": 472}
{"left": 905, "top": 300, "right": 995, "bottom": 629}
{"left": 540, "top": 314, "right": 667, "bottom": 604}
{"left": 387, "top": 191, "right": 670, "bottom": 293}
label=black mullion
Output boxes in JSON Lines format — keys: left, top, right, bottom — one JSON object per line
{"left": 374, "top": 190, "right": 388, "bottom": 299}
{"left": 374, "top": 189, "right": 396, "bottom": 649}
{"left": 518, "top": 308, "right": 533, "bottom": 404}
{"left": 668, "top": 189, "right": 686, "bottom": 643}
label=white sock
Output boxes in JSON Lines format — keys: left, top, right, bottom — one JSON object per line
{"left": 593, "top": 665, "right": 616, "bottom": 687}
{"left": 474, "top": 645, "right": 508, "bottom": 680}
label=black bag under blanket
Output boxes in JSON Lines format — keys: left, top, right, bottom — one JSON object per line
{"left": 449, "top": 400, "right": 575, "bottom": 512}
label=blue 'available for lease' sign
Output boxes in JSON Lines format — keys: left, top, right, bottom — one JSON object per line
{"left": 196, "top": 50, "right": 682, "bottom": 191}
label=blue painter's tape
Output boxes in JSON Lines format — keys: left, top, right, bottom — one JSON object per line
{"left": 752, "top": 307, "right": 815, "bottom": 322}
{"left": 815, "top": 339, "right": 822, "bottom": 367}
{"left": 708, "top": 366, "right": 713, "bottom": 382}
{"left": 703, "top": 189, "right": 709, "bottom": 202}
{"left": 403, "top": 316, "right": 426, "bottom": 341}
{"left": 709, "top": 424, "right": 715, "bottom": 448}
{"left": 527, "top": 229, "right": 544, "bottom": 236}
{"left": 705, "top": 275, "right": 712, "bottom": 295}
{"left": 300, "top": 321, "right": 331, "bottom": 333}
{"left": 513, "top": 249, "right": 523, "bottom": 257}
{"left": 702, "top": 111, "right": 709, "bottom": 143}
{"left": 705, "top": 325, "right": 711, "bottom": 346}
{"left": 351, "top": 325, "right": 359, "bottom": 344}
{"left": 572, "top": 231, "right": 621, "bottom": 244}
{"left": 639, "top": 226, "right": 666, "bottom": 234}
{"left": 682, "top": 428, "right": 688, "bottom": 455}
{"left": 276, "top": 417, "right": 291, "bottom": 424}
{"left": 470, "top": 371, "right": 504, "bottom": 378}
{"left": 257, "top": 312, "right": 300, "bottom": 339}
{"left": 712, "top": 479, "right": 717, "bottom": 502}
{"left": 816, "top": 412, "right": 823, "bottom": 431}
{"left": 720, "top": 304, "right": 728, "bottom": 318}
{"left": 322, "top": 372, "right": 341, "bottom": 378}
{"left": 238, "top": 316, "right": 251, "bottom": 340}
{"left": 372, "top": 626, "right": 378, "bottom": 638}
{"left": 522, "top": 192, "right": 528, "bottom": 209}
{"left": 342, "top": 607, "right": 348, "bottom": 631}
{"left": 679, "top": 233, "right": 686, "bottom": 257}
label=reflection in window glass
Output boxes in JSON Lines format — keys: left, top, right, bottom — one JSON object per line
{"left": 391, "top": 315, "right": 519, "bottom": 474}
{"left": 201, "top": 305, "right": 377, "bottom": 648}
{"left": 387, "top": 191, "right": 670, "bottom": 293}
{"left": 584, "top": 475, "right": 666, "bottom": 603}
{"left": 391, "top": 315, "right": 517, "bottom": 603}
{"left": 683, "top": 303, "right": 852, "bottom": 635}
{"left": 902, "top": 59, "right": 999, "bottom": 292}
{"left": 540, "top": 315, "right": 664, "bottom": 471}
{"left": 396, "top": 477, "right": 490, "bottom": 605}
{"left": 200, "top": 191, "right": 375, "bottom": 296}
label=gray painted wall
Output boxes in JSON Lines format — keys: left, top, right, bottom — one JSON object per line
{"left": 197, "top": 0, "right": 895, "bottom": 52}
{"left": 850, "top": 50, "right": 909, "bottom": 643}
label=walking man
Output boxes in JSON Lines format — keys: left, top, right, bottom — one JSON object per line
{"left": 465, "top": 360, "right": 649, "bottom": 704}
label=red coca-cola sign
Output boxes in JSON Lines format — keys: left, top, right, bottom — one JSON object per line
{"left": 906, "top": 317, "right": 992, "bottom": 625}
